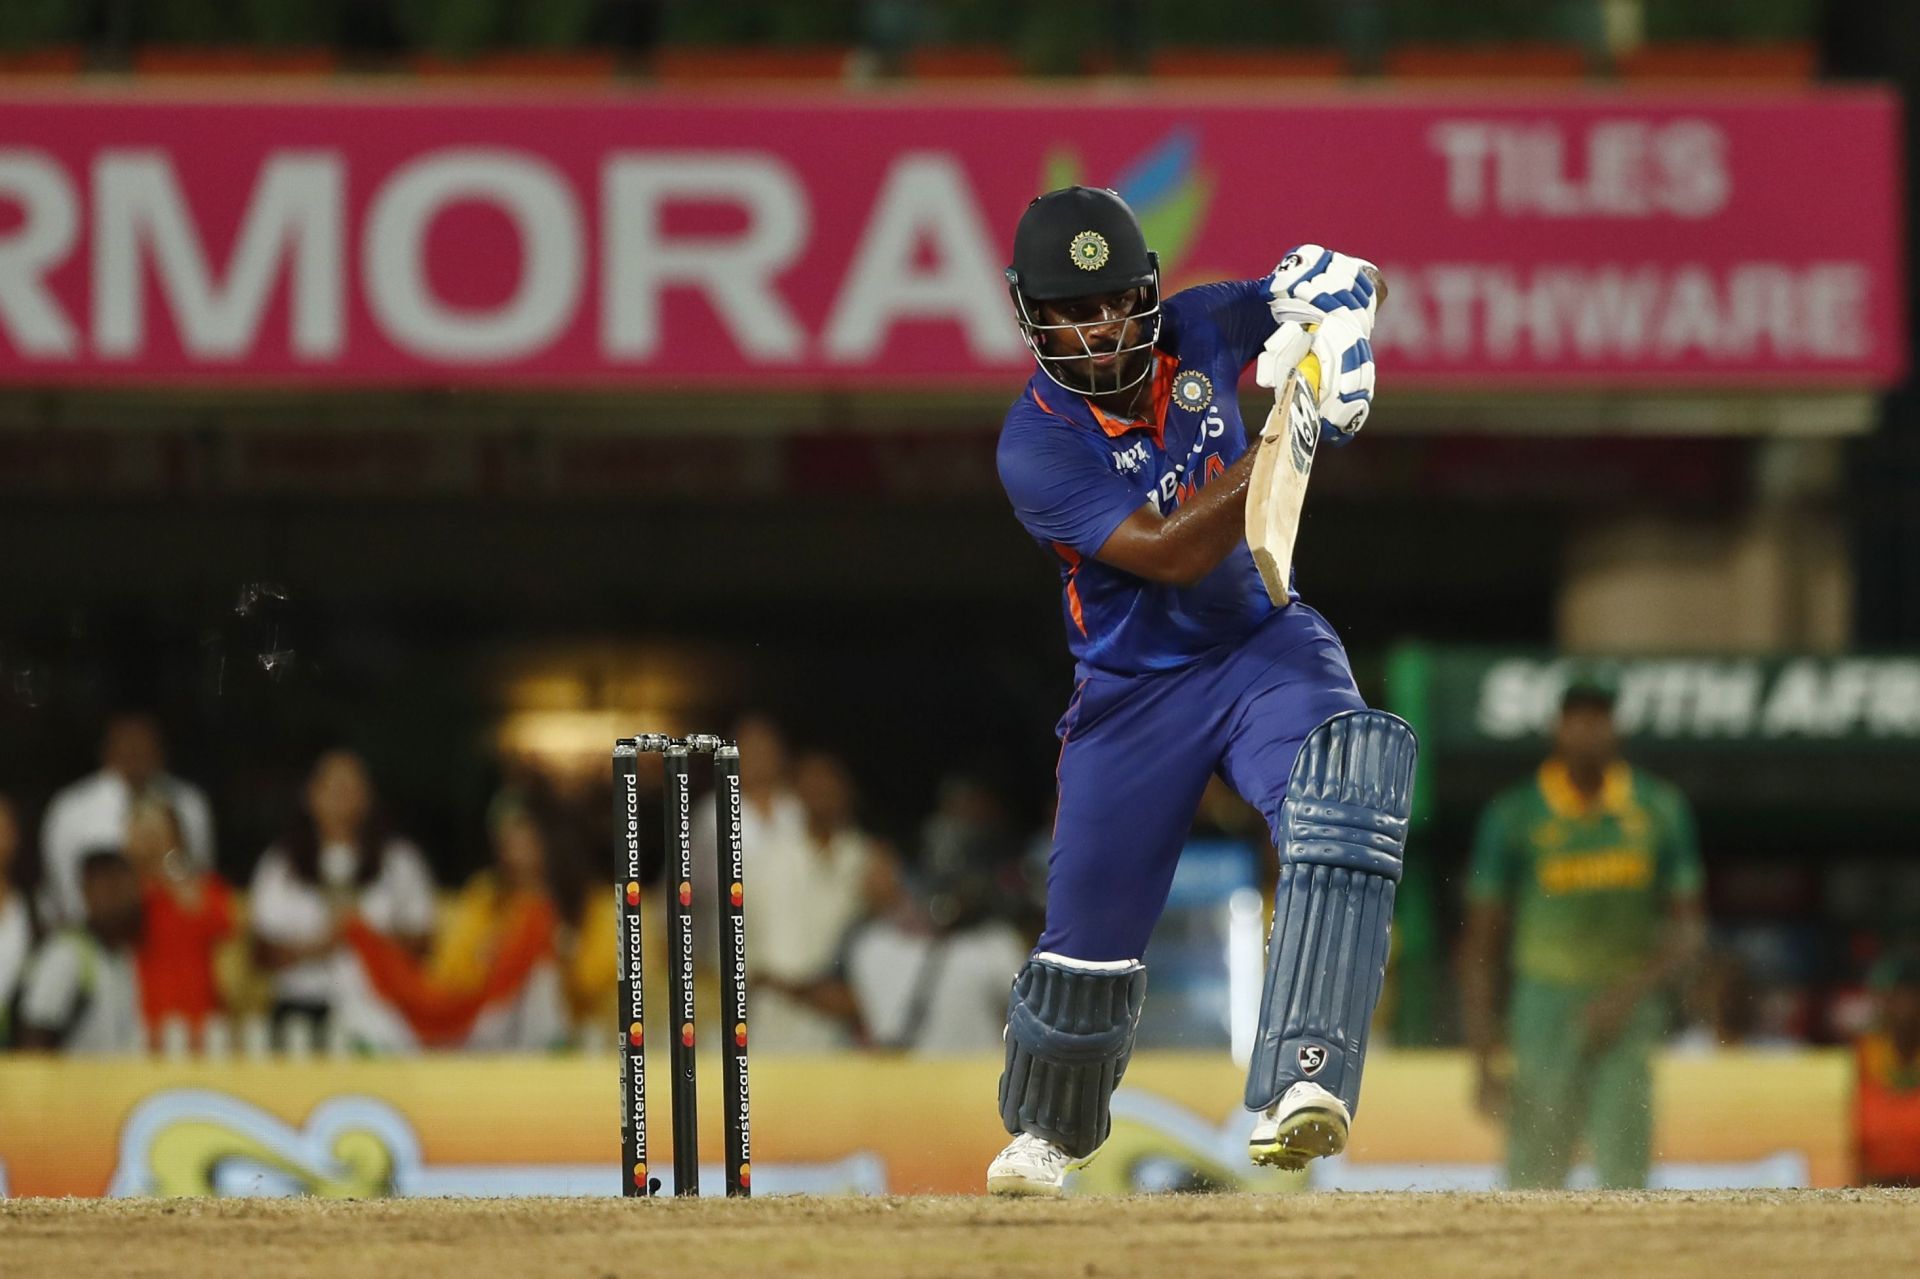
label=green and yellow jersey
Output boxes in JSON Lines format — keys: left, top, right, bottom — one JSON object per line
{"left": 1468, "top": 761, "right": 1703, "bottom": 988}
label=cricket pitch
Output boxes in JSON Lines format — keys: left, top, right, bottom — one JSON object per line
{"left": 5, "top": 1189, "right": 1917, "bottom": 1278}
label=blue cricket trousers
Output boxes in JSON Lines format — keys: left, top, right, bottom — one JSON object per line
{"left": 1036, "top": 603, "right": 1365, "bottom": 962}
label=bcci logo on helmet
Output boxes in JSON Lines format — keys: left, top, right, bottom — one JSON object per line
{"left": 1297, "top": 1044, "right": 1327, "bottom": 1076}
{"left": 1069, "top": 230, "right": 1110, "bottom": 271}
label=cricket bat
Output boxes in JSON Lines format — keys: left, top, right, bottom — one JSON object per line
{"left": 1245, "top": 266, "right": 1383, "bottom": 605}
{"left": 1245, "top": 347, "right": 1324, "bottom": 605}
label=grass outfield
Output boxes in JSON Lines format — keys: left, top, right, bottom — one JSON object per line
{"left": 5, "top": 1191, "right": 1918, "bottom": 1278}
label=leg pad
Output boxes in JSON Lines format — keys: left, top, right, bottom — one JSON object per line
{"left": 999, "top": 953, "right": 1148, "bottom": 1159}
{"left": 1245, "top": 710, "right": 1417, "bottom": 1114}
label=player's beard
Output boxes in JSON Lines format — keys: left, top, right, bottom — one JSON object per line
{"left": 1067, "top": 335, "right": 1150, "bottom": 397}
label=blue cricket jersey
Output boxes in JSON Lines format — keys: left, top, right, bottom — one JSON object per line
{"left": 997, "top": 278, "right": 1292, "bottom": 678}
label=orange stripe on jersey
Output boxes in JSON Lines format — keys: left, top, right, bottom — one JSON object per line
{"left": 1086, "top": 402, "right": 1130, "bottom": 437}
{"left": 1029, "top": 386, "right": 1063, "bottom": 417}
{"left": 1051, "top": 541, "right": 1088, "bottom": 636}
{"left": 1086, "top": 351, "right": 1179, "bottom": 444}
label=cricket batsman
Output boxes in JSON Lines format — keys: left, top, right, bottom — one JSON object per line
{"left": 986, "top": 185, "right": 1417, "bottom": 1195}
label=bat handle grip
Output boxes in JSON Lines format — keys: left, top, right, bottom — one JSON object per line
{"left": 1298, "top": 349, "right": 1323, "bottom": 401}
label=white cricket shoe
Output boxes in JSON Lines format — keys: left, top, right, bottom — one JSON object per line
{"left": 1248, "top": 1081, "right": 1351, "bottom": 1170}
{"left": 986, "top": 1132, "right": 1075, "bottom": 1197}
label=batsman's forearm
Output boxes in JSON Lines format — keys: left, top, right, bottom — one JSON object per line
{"left": 1146, "top": 440, "right": 1265, "bottom": 585}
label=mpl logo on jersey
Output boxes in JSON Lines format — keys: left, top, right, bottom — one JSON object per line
{"left": 1111, "top": 439, "right": 1150, "bottom": 474}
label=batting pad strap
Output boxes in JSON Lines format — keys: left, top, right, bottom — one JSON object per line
{"left": 999, "top": 955, "right": 1148, "bottom": 1159}
{"left": 1283, "top": 798, "right": 1408, "bottom": 881}
{"left": 1245, "top": 710, "right": 1418, "bottom": 1116}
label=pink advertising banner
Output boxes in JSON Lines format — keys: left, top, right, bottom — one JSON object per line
{"left": 0, "top": 88, "right": 1903, "bottom": 389}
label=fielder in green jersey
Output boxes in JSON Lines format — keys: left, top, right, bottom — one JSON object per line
{"left": 1461, "top": 680, "right": 1705, "bottom": 1189}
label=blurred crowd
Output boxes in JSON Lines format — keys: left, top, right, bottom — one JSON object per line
{"left": 1, "top": 707, "right": 1915, "bottom": 1069}
{"left": 0, "top": 710, "right": 1038, "bottom": 1060}
{"left": 5, "top": 705, "right": 1920, "bottom": 1187}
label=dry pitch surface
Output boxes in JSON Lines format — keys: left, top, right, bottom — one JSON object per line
{"left": 6, "top": 1191, "right": 1919, "bottom": 1279}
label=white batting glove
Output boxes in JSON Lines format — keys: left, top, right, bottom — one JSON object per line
{"left": 1265, "top": 244, "right": 1380, "bottom": 337}
{"left": 1253, "top": 321, "right": 1312, "bottom": 391}
{"left": 1309, "top": 310, "right": 1374, "bottom": 442}
{"left": 1254, "top": 311, "right": 1375, "bottom": 443}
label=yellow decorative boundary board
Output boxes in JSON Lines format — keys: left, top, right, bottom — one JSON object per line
{"left": 0, "top": 1050, "right": 1851, "bottom": 1197}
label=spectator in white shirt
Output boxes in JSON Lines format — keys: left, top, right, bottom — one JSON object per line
{"left": 690, "top": 713, "right": 810, "bottom": 976}
{"left": 40, "top": 713, "right": 215, "bottom": 924}
{"left": 0, "top": 793, "right": 36, "bottom": 1048}
{"left": 747, "top": 750, "right": 898, "bottom": 1053}
{"left": 248, "top": 750, "right": 437, "bottom": 1045}
{"left": 848, "top": 826, "right": 1029, "bottom": 1056}
{"left": 692, "top": 712, "right": 808, "bottom": 894}
{"left": 19, "top": 849, "right": 145, "bottom": 1054}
